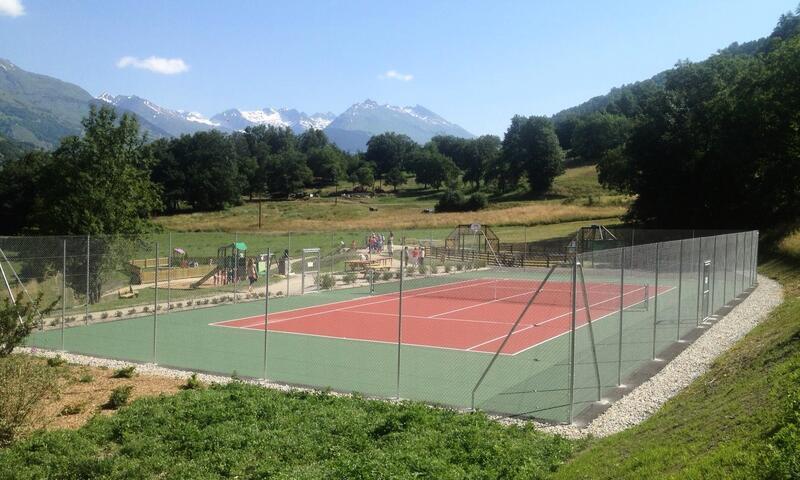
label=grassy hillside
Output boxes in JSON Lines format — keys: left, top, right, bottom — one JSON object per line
{"left": 154, "top": 165, "right": 628, "bottom": 233}
{"left": 550, "top": 229, "right": 800, "bottom": 479}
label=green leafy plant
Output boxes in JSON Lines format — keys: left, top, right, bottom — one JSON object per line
{"left": 319, "top": 274, "right": 335, "bottom": 290}
{"left": 182, "top": 373, "right": 203, "bottom": 390}
{"left": 46, "top": 355, "right": 66, "bottom": 368}
{"left": 78, "top": 374, "right": 93, "bottom": 383}
{"left": 343, "top": 272, "right": 357, "bottom": 285}
{"left": 1, "top": 292, "right": 56, "bottom": 357}
{"left": 59, "top": 403, "right": 83, "bottom": 416}
{"left": 104, "top": 385, "right": 132, "bottom": 410}
{"left": 382, "top": 271, "right": 393, "bottom": 281}
{"left": 0, "top": 355, "right": 59, "bottom": 446}
{"left": 112, "top": 366, "right": 136, "bottom": 379}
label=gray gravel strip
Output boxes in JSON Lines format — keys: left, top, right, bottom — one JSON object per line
{"left": 17, "top": 274, "right": 783, "bottom": 440}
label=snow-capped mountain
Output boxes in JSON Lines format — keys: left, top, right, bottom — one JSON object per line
{"left": 323, "top": 99, "right": 473, "bottom": 152}
{"left": 210, "top": 108, "right": 335, "bottom": 134}
{"left": 96, "top": 94, "right": 222, "bottom": 136}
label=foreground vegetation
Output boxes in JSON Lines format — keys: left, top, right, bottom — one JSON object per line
{"left": 552, "top": 229, "right": 800, "bottom": 479}
{"left": 0, "top": 381, "right": 573, "bottom": 479}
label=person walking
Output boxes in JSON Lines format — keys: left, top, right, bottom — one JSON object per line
{"left": 246, "top": 257, "right": 258, "bottom": 294}
{"left": 387, "top": 231, "right": 394, "bottom": 255}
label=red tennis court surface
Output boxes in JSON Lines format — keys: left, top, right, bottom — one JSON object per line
{"left": 213, "top": 279, "right": 664, "bottom": 355}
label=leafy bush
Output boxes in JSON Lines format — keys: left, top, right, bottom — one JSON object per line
{"left": 456, "top": 264, "right": 464, "bottom": 271}
{"left": 382, "top": 271, "right": 393, "bottom": 281}
{"left": 104, "top": 385, "right": 132, "bottom": 410}
{"left": 417, "top": 265, "right": 427, "bottom": 275}
{"left": 78, "top": 374, "right": 93, "bottom": 383}
{"left": 114, "top": 311, "right": 123, "bottom": 318}
{"left": 182, "top": 373, "right": 203, "bottom": 390}
{"left": 127, "top": 309, "right": 136, "bottom": 316}
{"left": 1, "top": 292, "right": 55, "bottom": 357}
{"left": 46, "top": 355, "right": 66, "bottom": 368}
{"left": 320, "top": 274, "right": 335, "bottom": 290}
{"left": 0, "top": 355, "right": 59, "bottom": 445}
{"left": 444, "top": 264, "right": 453, "bottom": 274}
{"left": 112, "top": 366, "right": 136, "bottom": 379}
{"left": 59, "top": 404, "right": 83, "bottom": 416}
{"left": 434, "top": 191, "right": 489, "bottom": 212}
{"left": 406, "top": 266, "right": 416, "bottom": 277}
{"left": 343, "top": 272, "right": 357, "bottom": 285}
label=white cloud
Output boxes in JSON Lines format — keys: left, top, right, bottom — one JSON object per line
{"left": 116, "top": 56, "right": 189, "bottom": 75}
{"left": 379, "top": 69, "right": 414, "bottom": 82}
{"left": 0, "top": 0, "right": 25, "bottom": 17}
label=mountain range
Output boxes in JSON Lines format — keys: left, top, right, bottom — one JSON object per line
{"left": 0, "top": 58, "right": 473, "bottom": 152}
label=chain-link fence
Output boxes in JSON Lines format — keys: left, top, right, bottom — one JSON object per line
{"left": 4, "top": 229, "right": 758, "bottom": 424}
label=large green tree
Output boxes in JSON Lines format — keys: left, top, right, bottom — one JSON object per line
{"left": 365, "top": 132, "right": 417, "bottom": 181}
{"left": 500, "top": 115, "right": 565, "bottom": 194}
{"left": 570, "top": 112, "right": 632, "bottom": 164}
{"left": 33, "top": 106, "right": 161, "bottom": 234}
{"left": 169, "top": 130, "right": 241, "bottom": 211}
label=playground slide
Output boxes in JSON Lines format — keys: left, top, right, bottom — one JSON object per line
{"left": 190, "top": 266, "right": 221, "bottom": 289}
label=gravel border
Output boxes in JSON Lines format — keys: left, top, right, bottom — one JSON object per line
{"left": 17, "top": 274, "right": 783, "bottom": 439}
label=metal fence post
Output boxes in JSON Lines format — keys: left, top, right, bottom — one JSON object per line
{"left": 167, "top": 232, "right": 172, "bottom": 311}
{"left": 568, "top": 256, "right": 578, "bottom": 424}
{"left": 616, "top": 247, "right": 625, "bottom": 386}
{"left": 153, "top": 242, "right": 159, "bottom": 363}
{"left": 723, "top": 234, "right": 729, "bottom": 303}
{"left": 733, "top": 234, "right": 739, "bottom": 297}
{"left": 695, "top": 237, "right": 704, "bottom": 326}
{"left": 652, "top": 242, "right": 660, "bottom": 359}
{"left": 710, "top": 236, "right": 717, "bottom": 314}
{"left": 263, "top": 248, "right": 271, "bottom": 379}
{"left": 234, "top": 232, "right": 238, "bottom": 303}
{"left": 61, "top": 239, "right": 66, "bottom": 351}
{"left": 286, "top": 232, "right": 291, "bottom": 297}
{"left": 676, "top": 239, "right": 683, "bottom": 341}
{"left": 85, "top": 234, "right": 90, "bottom": 324}
{"left": 396, "top": 252, "right": 404, "bottom": 399}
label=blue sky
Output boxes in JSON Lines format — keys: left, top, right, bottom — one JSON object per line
{"left": 1, "top": 0, "right": 796, "bottom": 135}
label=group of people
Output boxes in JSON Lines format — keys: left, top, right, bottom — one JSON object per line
{"left": 366, "top": 232, "right": 394, "bottom": 254}
{"left": 403, "top": 245, "right": 426, "bottom": 266}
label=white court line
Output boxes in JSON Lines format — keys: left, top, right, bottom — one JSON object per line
{"left": 212, "top": 278, "right": 499, "bottom": 329}
{"left": 343, "top": 309, "right": 515, "bottom": 327}
{"left": 464, "top": 285, "right": 653, "bottom": 352}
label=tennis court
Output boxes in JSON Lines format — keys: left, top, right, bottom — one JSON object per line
{"left": 214, "top": 278, "right": 659, "bottom": 356}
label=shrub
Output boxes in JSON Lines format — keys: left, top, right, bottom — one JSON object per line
{"left": 114, "top": 311, "right": 123, "bottom": 318}
{"left": 78, "top": 374, "right": 93, "bottom": 383}
{"left": 456, "top": 264, "right": 464, "bottom": 271}
{"left": 395, "top": 271, "right": 403, "bottom": 279}
{"left": 186, "top": 300, "right": 193, "bottom": 307}
{"left": 444, "top": 264, "right": 453, "bottom": 274}
{"left": 176, "top": 302, "right": 183, "bottom": 309}
{"left": 417, "top": 265, "right": 427, "bottom": 275}
{"left": 343, "top": 273, "right": 357, "bottom": 285}
{"left": 0, "top": 355, "right": 59, "bottom": 445}
{"left": 142, "top": 306, "right": 150, "bottom": 313}
{"left": 434, "top": 190, "right": 489, "bottom": 212}
{"left": 127, "top": 309, "right": 136, "bottom": 316}
{"left": 104, "top": 385, "right": 132, "bottom": 410}
{"left": 320, "top": 274, "right": 335, "bottom": 290}
{"left": 112, "top": 366, "right": 136, "bottom": 379}
{"left": 182, "top": 373, "right": 203, "bottom": 390}
{"left": 100, "top": 312, "right": 109, "bottom": 319}
{"left": 406, "top": 266, "right": 416, "bottom": 276}
{"left": 1, "top": 292, "right": 55, "bottom": 357}
{"left": 382, "top": 271, "right": 393, "bottom": 281}
{"left": 59, "top": 403, "right": 83, "bottom": 416}
{"left": 46, "top": 355, "right": 66, "bottom": 368}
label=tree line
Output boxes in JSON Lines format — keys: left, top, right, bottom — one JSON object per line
{"left": 551, "top": 8, "right": 800, "bottom": 231}
{"left": 0, "top": 106, "right": 569, "bottom": 234}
